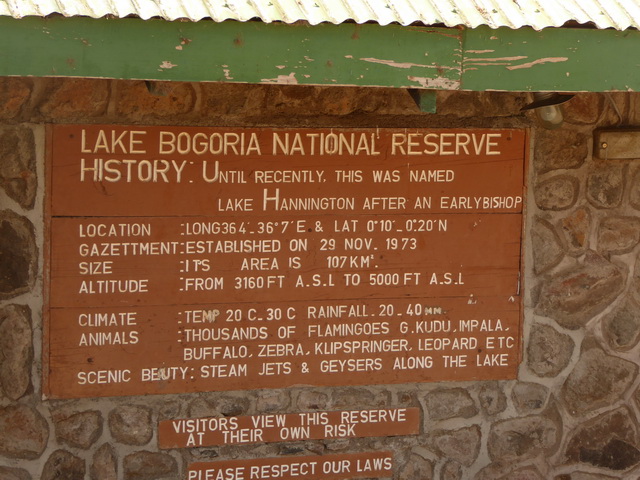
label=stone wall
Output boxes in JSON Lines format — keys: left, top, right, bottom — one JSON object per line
{"left": 0, "top": 77, "right": 639, "bottom": 479}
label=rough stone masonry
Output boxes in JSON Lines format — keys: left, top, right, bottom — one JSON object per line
{"left": 1, "top": 78, "right": 640, "bottom": 479}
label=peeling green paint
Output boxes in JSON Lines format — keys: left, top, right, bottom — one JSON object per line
{"left": 1, "top": 16, "right": 639, "bottom": 92}
{"left": 0, "top": 16, "right": 460, "bottom": 88}
{"left": 462, "top": 26, "right": 640, "bottom": 92}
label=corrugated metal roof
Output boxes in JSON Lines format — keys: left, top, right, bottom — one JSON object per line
{"left": 1, "top": 0, "right": 639, "bottom": 30}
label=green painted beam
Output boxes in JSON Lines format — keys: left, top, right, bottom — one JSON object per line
{"left": 1, "top": 16, "right": 640, "bottom": 92}
{"left": 0, "top": 16, "right": 460, "bottom": 89}
{"left": 463, "top": 26, "right": 640, "bottom": 92}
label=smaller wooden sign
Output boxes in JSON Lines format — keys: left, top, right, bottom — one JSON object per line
{"left": 159, "top": 408, "right": 419, "bottom": 448}
{"left": 187, "top": 452, "right": 393, "bottom": 480}
{"left": 594, "top": 129, "right": 640, "bottom": 159}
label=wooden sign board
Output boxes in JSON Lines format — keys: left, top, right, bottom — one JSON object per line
{"left": 187, "top": 452, "right": 394, "bottom": 480}
{"left": 158, "top": 407, "right": 420, "bottom": 448}
{"left": 44, "top": 125, "right": 527, "bottom": 398}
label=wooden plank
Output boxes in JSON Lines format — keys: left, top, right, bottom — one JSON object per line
{"left": 3, "top": 17, "right": 640, "bottom": 91}
{"left": 0, "top": 16, "right": 461, "bottom": 88}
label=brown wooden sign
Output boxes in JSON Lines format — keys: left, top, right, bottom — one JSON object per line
{"left": 158, "top": 407, "right": 420, "bottom": 448}
{"left": 187, "top": 452, "right": 393, "bottom": 480}
{"left": 44, "top": 125, "right": 527, "bottom": 398}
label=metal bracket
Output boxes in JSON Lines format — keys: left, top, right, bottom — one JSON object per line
{"left": 408, "top": 89, "right": 437, "bottom": 114}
